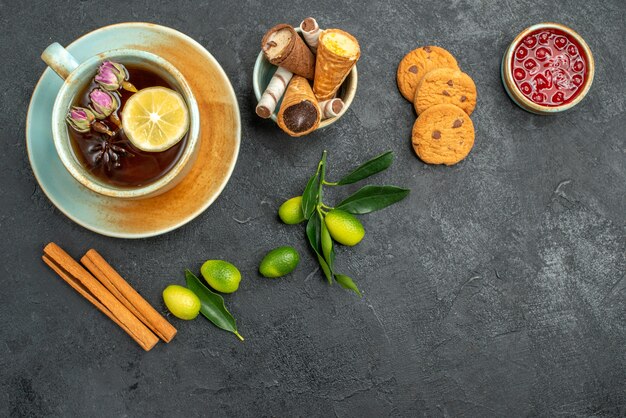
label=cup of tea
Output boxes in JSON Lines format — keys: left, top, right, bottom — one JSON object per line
{"left": 41, "top": 43, "right": 201, "bottom": 199}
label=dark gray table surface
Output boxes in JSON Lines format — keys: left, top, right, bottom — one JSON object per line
{"left": 1, "top": 0, "right": 624, "bottom": 416}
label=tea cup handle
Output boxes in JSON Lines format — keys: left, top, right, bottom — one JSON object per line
{"left": 41, "top": 42, "right": 80, "bottom": 80}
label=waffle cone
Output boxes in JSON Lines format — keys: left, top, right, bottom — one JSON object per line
{"left": 313, "top": 29, "right": 360, "bottom": 101}
{"left": 277, "top": 76, "right": 321, "bottom": 137}
{"left": 262, "top": 24, "right": 315, "bottom": 80}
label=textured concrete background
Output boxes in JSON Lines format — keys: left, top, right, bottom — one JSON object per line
{"left": 1, "top": 0, "right": 625, "bottom": 416}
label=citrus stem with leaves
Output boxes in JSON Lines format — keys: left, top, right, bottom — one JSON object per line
{"left": 299, "top": 150, "right": 410, "bottom": 296}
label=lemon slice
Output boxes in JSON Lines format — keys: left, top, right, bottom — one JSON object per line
{"left": 121, "top": 87, "right": 189, "bottom": 152}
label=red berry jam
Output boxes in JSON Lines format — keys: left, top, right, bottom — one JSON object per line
{"left": 511, "top": 27, "right": 589, "bottom": 107}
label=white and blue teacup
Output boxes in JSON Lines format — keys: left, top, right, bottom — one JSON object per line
{"left": 41, "top": 43, "right": 200, "bottom": 199}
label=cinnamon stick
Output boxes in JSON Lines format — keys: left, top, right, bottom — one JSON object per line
{"left": 81, "top": 249, "right": 177, "bottom": 343}
{"left": 42, "top": 254, "right": 138, "bottom": 345}
{"left": 42, "top": 243, "right": 159, "bottom": 351}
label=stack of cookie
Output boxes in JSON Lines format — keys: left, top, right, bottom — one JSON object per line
{"left": 397, "top": 46, "right": 477, "bottom": 166}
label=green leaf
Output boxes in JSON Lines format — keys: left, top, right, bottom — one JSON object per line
{"left": 320, "top": 217, "right": 335, "bottom": 269}
{"left": 335, "top": 274, "right": 362, "bottom": 297}
{"left": 337, "top": 185, "right": 410, "bottom": 214}
{"left": 305, "top": 213, "right": 321, "bottom": 253}
{"left": 318, "top": 151, "right": 327, "bottom": 203}
{"left": 306, "top": 214, "right": 333, "bottom": 283}
{"left": 336, "top": 151, "right": 394, "bottom": 185}
{"left": 185, "top": 270, "right": 244, "bottom": 341}
{"left": 301, "top": 171, "right": 319, "bottom": 219}
{"left": 317, "top": 255, "right": 333, "bottom": 283}
{"left": 301, "top": 151, "right": 327, "bottom": 219}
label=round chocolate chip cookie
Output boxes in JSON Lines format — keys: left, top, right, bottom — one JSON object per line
{"left": 412, "top": 104, "right": 474, "bottom": 165}
{"left": 414, "top": 68, "right": 477, "bottom": 115}
{"left": 397, "top": 46, "right": 459, "bottom": 102}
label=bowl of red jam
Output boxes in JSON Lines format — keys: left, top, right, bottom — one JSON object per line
{"left": 502, "top": 22, "right": 594, "bottom": 114}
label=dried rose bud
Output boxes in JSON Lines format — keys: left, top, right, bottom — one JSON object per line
{"left": 65, "top": 106, "right": 95, "bottom": 133}
{"left": 89, "top": 88, "right": 118, "bottom": 119}
{"left": 95, "top": 61, "right": 125, "bottom": 90}
{"left": 95, "top": 61, "right": 138, "bottom": 92}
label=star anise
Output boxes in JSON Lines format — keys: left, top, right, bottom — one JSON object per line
{"left": 91, "top": 136, "right": 134, "bottom": 172}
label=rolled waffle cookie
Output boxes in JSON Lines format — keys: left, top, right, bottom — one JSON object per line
{"left": 256, "top": 67, "right": 293, "bottom": 118}
{"left": 277, "top": 75, "right": 321, "bottom": 137}
{"left": 300, "top": 17, "right": 321, "bottom": 53}
{"left": 313, "top": 29, "right": 360, "bottom": 101}
{"left": 319, "top": 98, "right": 344, "bottom": 119}
{"left": 262, "top": 24, "right": 315, "bottom": 80}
